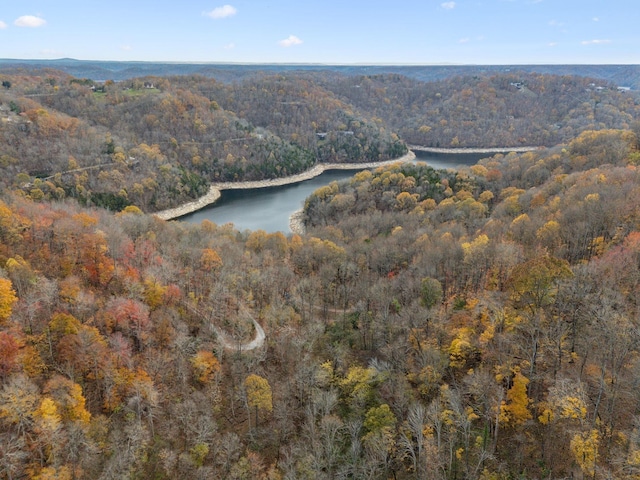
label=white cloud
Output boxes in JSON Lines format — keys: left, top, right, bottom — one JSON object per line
{"left": 592, "top": 17, "right": 599, "bottom": 22}
{"left": 441, "top": 2, "right": 456, "bottom": 9}
{"left": 224, "top": 43, "right": 235, "bottom": 50}
{"left": 0, "top": 21, "right": 7, "bottom": 29}
{"left": 458, "top": 35, "right": 484, "bottom": 44}
{"left": 278, "top": 35, "right": 303, "bottom": 47}
{"left": 204, "top": 5, "right": 237, "bottom": 19}
{"left": 548, "top": 19, "right": 564, "bottom": 27}
{"left": 14, "top": 15, "right": 46, "bottom": 27}
{"left": 121, "top": 45, "right": 132, "bottom": 51}
{"left": 581, "top": 39, "right": 611, "bottom": 45}
{"left": 547, "top": 42, "right": 558, "bottom": 47}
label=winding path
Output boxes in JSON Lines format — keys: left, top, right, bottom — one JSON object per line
{"left": 182, "top": 301, "right": 266, "bottom": 352}
{"left": 212, "top": 313, "right": 266, "bottom": 352}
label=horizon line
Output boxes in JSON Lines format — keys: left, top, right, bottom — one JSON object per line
{"left": 1, "top": 57, "right": 639, "bottom": 68}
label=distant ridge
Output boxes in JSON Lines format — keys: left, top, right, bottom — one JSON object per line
{"left": 0, "top": 58, "right": 639, "bottom": 88}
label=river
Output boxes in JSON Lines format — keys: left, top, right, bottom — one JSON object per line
{"left": 179, "top": 150, "right": 489, "bottom": 232}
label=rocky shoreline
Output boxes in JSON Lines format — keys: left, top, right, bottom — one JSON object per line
{"left": 154, "top": 151, "right": 416, "bottom": 221}
{"left": 153, "top": 188, "right": 222, "bottom": 221}
{"left": 289, "top": 209, "right": 305, "bottom": 235}
{"left": 408, "top": 145, "right": 540, "bottom": 154}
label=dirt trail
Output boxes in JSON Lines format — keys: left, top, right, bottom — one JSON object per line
{"left": 212, "top": 315, "right": 265, "bottom": 352}
{"left": 182, "top": 301, "right": 266, "bottom": 352}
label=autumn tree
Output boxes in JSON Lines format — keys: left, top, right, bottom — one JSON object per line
{"left": 0, "top": 277, "right": 18, "bottom": 325}
{"left": 245, "top": 374, "right": 273, "bottom": 429}
{"left": 507, "top": 255, "right": 573, "bottom": 382}
{"left": 0, "top": 331, "right": 22, "bottom": 380}
{"left": 499, "top": 370, "right": 532, "bottom": 427}
{"left": 190, "top": 350, "right": 221, "bottom": 385}
{"left": 0, "top": 374, "right": 40, "bottom": 438}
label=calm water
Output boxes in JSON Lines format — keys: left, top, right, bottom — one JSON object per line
{"left": 179, "top": 151, "right": 488, "bottom": 232}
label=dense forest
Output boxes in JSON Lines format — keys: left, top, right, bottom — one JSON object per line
{"left": 318, "top": 73, "right": 640, "bottom": 148}
{"left": 1, "top": 67, "right": 640, "bottom": 479}
{"left": 0, "top": 70, "right": 406, "bottom": 213}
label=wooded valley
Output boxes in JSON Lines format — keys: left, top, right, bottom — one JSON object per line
{"left": 1, "top": 69, "right": 638, "bottom": 213}
{"left": 0, "top": 67, "right": 640, "bottom": 479}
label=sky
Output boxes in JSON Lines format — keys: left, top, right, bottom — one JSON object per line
{"left": 1, "top": 0, "right": 639, "bottom": 65}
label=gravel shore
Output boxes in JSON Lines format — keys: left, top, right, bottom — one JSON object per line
{"left": 289, "top": 209, "right": 305, "bottom": 235}
{"left": 408, "top": 145, "right": 540, "bottom": 154}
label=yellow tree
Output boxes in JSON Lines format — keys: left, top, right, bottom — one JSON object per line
{"left": 143, "top": 276, "right": 167, "bottom": 309}
{"left": 537, "top": 379, "right": 591, "bottom": 476}
{"left": 28, "top": 465, "right": 72, "bottom": 480}
{"left": 507, "top": 255, "right": 572, "bottom": 314}
{"left": 462, "top": 234, "right": 491, "bottom": 289}
{"left": 339, "top": 365, "right": 377, "bottom": 409}
{"left": 363, "top": 403, "right": 397, "bottom": 459}
{"left": 34, "top": 397, "right": 61, "bottom": 434}
{"left": 43, "top": 376, "right": 91, "bottom": 424}
{"left": 0, "top": 277, "right": 18, "bottom": 325}
{"left": 246, "top": 230, "right": 269, "bottom": 254}
{"left": 570, "top": 429, "right": 599, "bottom": 478}
{"left": 507, "top": 255, "right": 573, "bottom": 379}
{"left": 33, "top": 397, "right": 62, "bottom": 466}
{"left": 190, "top": 350, "right": 220, "bottom": 385}
{"left": 245, "top": 374, "right": 272, "bottom": 429}
{"left": 499, "top": 370, "right": 532, "bottom": 427}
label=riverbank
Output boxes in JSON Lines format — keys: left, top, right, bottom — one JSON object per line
{"left": 154, "top": 151, "right": 416, "bottom": 220}
{"left": 409, "top": 145, "right": 540, "bottom": 154}
{"left": 153, "top": 188, "right": 222, "bottom": 221}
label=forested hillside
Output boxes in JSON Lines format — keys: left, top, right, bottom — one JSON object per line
{"left": 319, "top": 72, "right": 640, "bottom": 148}
{"left": 1, "top": 67, "right": 640, "bottom": 479}
{"left": 0, "top": 70, "right": 405, "bottom": 213}
{"left": 0, "top": 127, "right": 640, "bottom": 478}
{"left": 1, "top": 68, "right": 638, "bottom": 214}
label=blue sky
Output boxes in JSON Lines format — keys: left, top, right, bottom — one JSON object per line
{"left": 1, "top": 0, "right": 638, "bottom": 64}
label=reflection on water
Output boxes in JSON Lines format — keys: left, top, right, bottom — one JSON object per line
{"left": 179, "top": 151, "right": 488, "bottom": 232}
